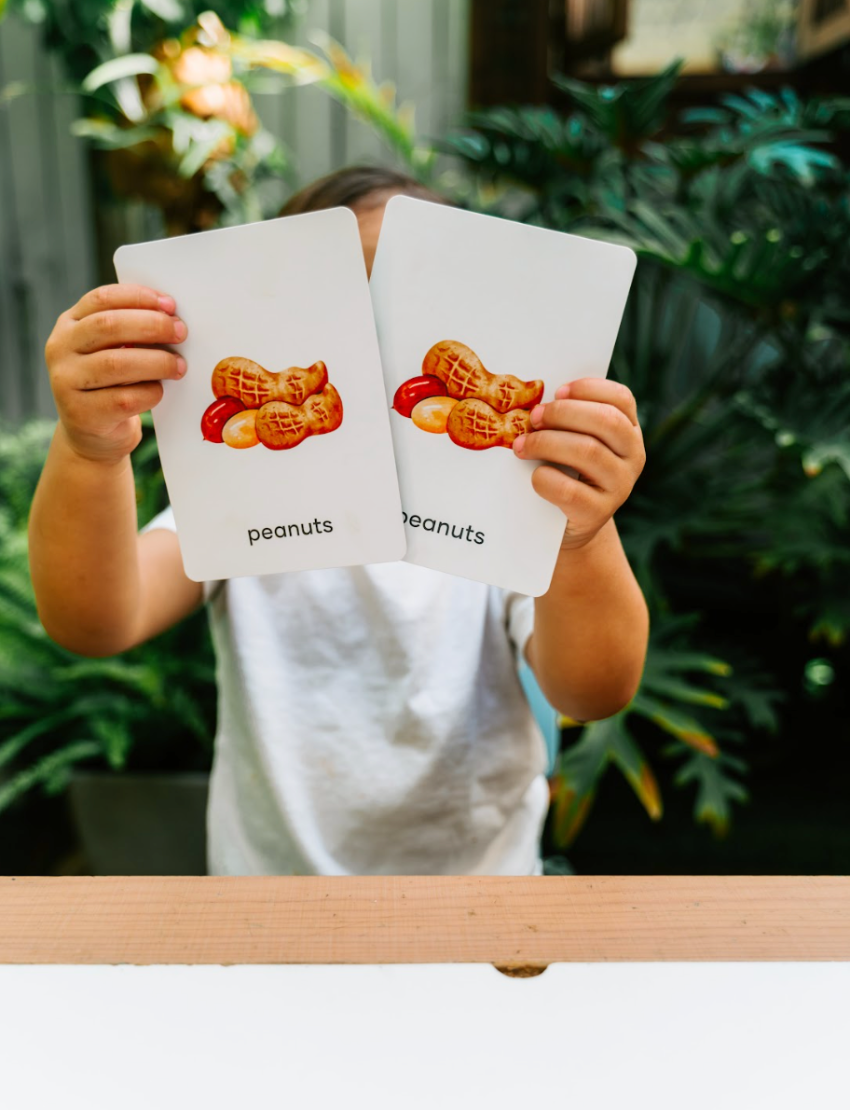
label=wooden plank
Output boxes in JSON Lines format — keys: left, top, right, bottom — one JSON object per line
{"left": 1, "top": 876, "right": 849, "bottom": 965}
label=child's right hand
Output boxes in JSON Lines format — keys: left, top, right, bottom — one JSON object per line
{"left": 45, "top": 284, "right": 188, "bottom": 465}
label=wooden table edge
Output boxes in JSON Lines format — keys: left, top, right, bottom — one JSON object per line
{"left": 1, "top": 875, "right": 849, "bottom": 965}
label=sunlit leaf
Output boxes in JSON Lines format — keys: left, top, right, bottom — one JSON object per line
{"left": 82, "top": 54, "right": 160, "bottom": 93}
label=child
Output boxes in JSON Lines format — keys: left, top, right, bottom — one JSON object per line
{"left": 29, "top": 166, "right": 648, "bottom": 876}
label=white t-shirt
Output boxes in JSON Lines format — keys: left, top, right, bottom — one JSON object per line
{"left": 145, "top": 507, "right": 550, "bottom": 876}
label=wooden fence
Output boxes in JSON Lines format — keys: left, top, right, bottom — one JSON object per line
{"left": 0, "top": 0, "right": 470, "bottom": 422}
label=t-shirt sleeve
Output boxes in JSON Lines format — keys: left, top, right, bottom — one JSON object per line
{"left": 141, "top": 505, "right": 177, "bottom": 534}
{"left": 503, "top": 590, "right": 536, "bottom": 664}
{"left": 141, "top": 505, "right": 222, "bottom": 603}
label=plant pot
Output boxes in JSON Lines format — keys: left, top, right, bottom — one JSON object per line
{"left": 68, "top": 770, "right": 209, "bottom": 876}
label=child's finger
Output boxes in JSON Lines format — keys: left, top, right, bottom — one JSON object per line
{"left": 515, "top": 429, "right": 621, "bottom": 490}
{"left": 79, "top": 348, "right": 187, "bottom": 391}
{"left": 73, "top": 309, "right": 187, "bottom": 354}
{"left": 528, "top": 399, "right": 636, "bottom": 458}
{"left": 555, "top": 379, "right": 638, "bottom": 425}
{"left": 71, "top": 381, "right": 166, "bottom": 427}
{"left": 71, "top": 284, "right": 176, "bottom": 321}
{"left": 530, "top": 463, "right": 602, "bottom": 513}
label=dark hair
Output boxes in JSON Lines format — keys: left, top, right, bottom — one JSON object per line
{"left": 279, "top": 165, "right": 446, "bottom": 216}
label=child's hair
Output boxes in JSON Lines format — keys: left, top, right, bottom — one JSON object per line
{"left": 280, "top": 165, "right": 446, "bottom": 216}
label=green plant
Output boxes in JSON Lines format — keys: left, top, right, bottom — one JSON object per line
{"left": 0, "top": 418, "right": 216, "bottom": 814}
{"left": 716, "top": 0, "right": 798, "bottom": 72}
{"left": 7, "top": 1, "right": 307, "bottom": 85}
{"left": 6, "top": 3, "right": 308, "bottom": 232}
{"left": 442, "top": 70, "right": 850, "bottom": 848}
{"left": 7, "top": 3, "right": 428, "bottom": 234}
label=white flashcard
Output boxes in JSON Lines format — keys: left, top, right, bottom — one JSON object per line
{"left": 115, "top": 209, "right": 406, "bottom": 582}
{"left": 369, "top": 197, "right": 637, "bottom": 596}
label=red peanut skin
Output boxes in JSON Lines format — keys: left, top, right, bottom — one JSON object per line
{"left": 201, "top": 396, "right": 246, "bottom": 442}
{"left": 393, "top": 375, "right": 447, "bottom": 418}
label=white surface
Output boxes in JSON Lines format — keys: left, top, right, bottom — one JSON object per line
{"left": 370, "top": 197, "right": 636, "bottom": 596}
{"left": 115, "top": 208, "right": 406, "bottom": 581}
{"left": 0, "top": 962, "right": 847, "bottom": 1108}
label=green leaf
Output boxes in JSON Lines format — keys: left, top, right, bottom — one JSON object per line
{"left": 91, "top": 717, "right": 133, "bottom": 771}
{"left": 0, "top": 80, "right": 29, "bottom": 107}
{"left": 138, "top": 0, "right": 185, "bottom": 19}
{"left": 675, "top": 753, "right": 749, "bottom": 837}
{"left": 82, "top": 54, "right": 159, "bottom": 94}
{"left": 604, "top": 716, "right": 663, "bottom": 820}
{"left": 802, "top": 441, "right": 850, "bottom": 482}
{"left": 551, "top": 715, "right": 662, "bottom": 847}
{"left": 631, "top": 693, "right": 720, "bottom": 757}
{"left": 0, "top": 741, "right": 101, "bottom": 813}
{"left": 70, "top": 118, "right": 160, "bottom": 149}
{"left": 0, "top": 709, "right": 83, "bottom": 770}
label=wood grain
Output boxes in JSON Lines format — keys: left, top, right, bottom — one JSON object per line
{"left": 1, "top": 876, "right": 849, "bottom": 965}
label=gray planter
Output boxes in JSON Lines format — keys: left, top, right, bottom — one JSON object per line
{"left": 68, "top": 771, "right": 209, "bottom": 876}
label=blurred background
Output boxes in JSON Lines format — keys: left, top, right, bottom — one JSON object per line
{"left": 1, "top": 0, "right": 849, "bottom": 877}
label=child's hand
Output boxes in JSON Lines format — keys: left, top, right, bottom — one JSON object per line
{"left": 512, "top": 378, "right": 645, "bottom": 550}
{"left": 44, "top": 284, "right": 188, "bottom": 465}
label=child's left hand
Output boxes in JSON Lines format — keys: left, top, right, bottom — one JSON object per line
{"left": 512, "top": 377, "right": 645, "bottom": 550}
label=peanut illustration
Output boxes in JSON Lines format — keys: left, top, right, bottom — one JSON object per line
{"left": 212, "top": 356, "right": 328, "bottom": 408}
{"left": 222, "top": 408, "right": 259, "bottom": 449}
{"left": 201, "top": 396, "right": 245, "bottom": 442}
{"left": 446, "top": 398, "right": 531, "bottom": 450}
{"left": 255, "top": 384, "right": 343, "bottom": 450}
{"left": 411, "top": 395, "right": 457, "bottom": 434}
{"left": 422, "top": 341, "right": 543, "bottom": 413}
{"left": 393, "top": 375, "right": 447, "bottom": 417}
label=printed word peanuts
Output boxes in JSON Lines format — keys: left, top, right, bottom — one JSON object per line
{"left": 201, "top": 357, "right": 343, "bottom": 452}
{"left": 212, "top": 357, "right": 328, "bottom": 407}
{"left": 422, "top": 341, "right": 543, "bottom": 413}
{"left": 393, "top": 340, "right": 544, "bottom": 452}
{"left": 255, "top": 385, "right": 343, "bottom": 450}
{"left": 447, "top": 399, "right": 531, "bottom": 450}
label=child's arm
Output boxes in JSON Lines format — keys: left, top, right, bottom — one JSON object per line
{"left": 515, "top": 378, "right": 649, "bottom": 721}
{"left": 29, "top": 284, "right": 202, "bottom": 657}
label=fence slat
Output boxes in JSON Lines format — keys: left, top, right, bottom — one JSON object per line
{"left": 0, "top": 43, "right": 24, "bottom": 422}
{"left": 396, "top": 0, "right": 438, "bottom": 147}
{"left": 288, "top": 0, "right": 335, "bottom": 190}
{"left": 446, "top": 0, "right": 471, "bottom": 127}
{"left": 342, "top": 0, "right": 385, "bottom": 168}
{"left": 1, "top": 19, "right": 49, "bottom": 420}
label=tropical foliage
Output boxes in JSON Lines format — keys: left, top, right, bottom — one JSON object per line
{"left": 2, "top": 5, "right": 847, "bottom": 860}
{"left": 8, "top": 1, "right": 426, "bottom": 233}
{"left": 441, "top": 66, "right": 850, "bottom": 850}
{"left": 0, "top": 418, "right": 215, "bottom": 814}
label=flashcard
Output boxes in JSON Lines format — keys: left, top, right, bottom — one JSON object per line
{"left": 115, "top": 209, "right": 406, "bottom": 581}
{"left": 369, "top": 197, "right": 637, "bottom": 596}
